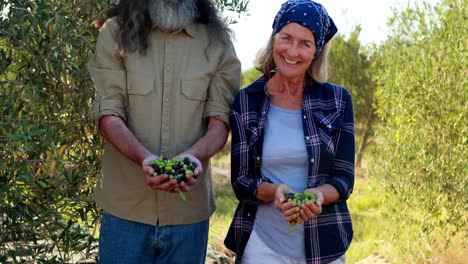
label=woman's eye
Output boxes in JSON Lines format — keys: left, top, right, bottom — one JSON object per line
{"left": 304, "top": 41, "right": 313, "bottom": 47}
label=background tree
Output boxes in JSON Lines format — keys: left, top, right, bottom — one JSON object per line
{"left": 327, "top": 27, "right": 377, "bottom": 170}
{"left": 371, "top": 0, "right": 466, "bottom": 259}
{"left": 0, "top": 0, "right": 248, "bottom": 262}
{"left": 240, "top": 67, "right": 261, "bottom": 88}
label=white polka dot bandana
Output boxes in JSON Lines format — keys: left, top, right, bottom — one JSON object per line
{"left": 272, "top": 0, "right": 338, "bottom": 55}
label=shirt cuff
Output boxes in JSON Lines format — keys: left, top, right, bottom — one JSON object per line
{"left": 323, "top": 177, "right": 353, "bottom": 201}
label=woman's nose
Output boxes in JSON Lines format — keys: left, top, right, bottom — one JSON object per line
{"left": 287, "top": 44, "right": 300, "bottom": 57}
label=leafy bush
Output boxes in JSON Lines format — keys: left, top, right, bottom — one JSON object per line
{"left": 0, "top": 0, "right": 114, "bottom": 262}
{"left": 372, "top": 0, "right": 466, "bottom": 260}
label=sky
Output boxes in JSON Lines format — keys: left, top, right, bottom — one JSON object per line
{"left": 229, "top": 0, "right": 424, "bottom": 69}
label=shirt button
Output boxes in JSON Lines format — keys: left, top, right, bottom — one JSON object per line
{"left": 303, "top": 115, "right": 306, "bottom": 119}
{"left": 256, "top": 157, "right": 260, "bottom": 161}
{"left": 305, "top": 136, "right": 310, "bottom": 140}
{"left": 165, "top": 65, "right": 171, "bottom": 72}
{"left": 310, "top": 158, "right": 314, "bottom": 163}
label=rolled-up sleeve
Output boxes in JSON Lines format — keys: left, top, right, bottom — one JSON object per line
{"left": 87, "top": 19, "right": 127, "bottom": 129}
{"left": 204, "top": 41, "right": 241, "bottom": 127}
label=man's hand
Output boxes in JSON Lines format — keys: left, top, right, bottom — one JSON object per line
{"left": 171, "top": 153, "right": 202, "bottom": 193}
{"left": 174, "top": 153, "right": 203, "bottom": 176}
{"left": 142, "top": 154, "right": 178, "bottom": 191}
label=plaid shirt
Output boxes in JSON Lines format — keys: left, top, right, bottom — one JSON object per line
{"left": 224, "top": 76, "right": 355, "bottom": 264}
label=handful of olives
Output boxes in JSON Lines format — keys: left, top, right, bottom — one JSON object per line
{"left": 149, "top": 156, "right": 198, "bottom": 201}
{"left": 284, "top": 191, "right": 317, "bottom": 234}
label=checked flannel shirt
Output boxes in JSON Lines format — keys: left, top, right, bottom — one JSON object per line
{"left": 224, "top": 76, "right": 355, "bottom": 264}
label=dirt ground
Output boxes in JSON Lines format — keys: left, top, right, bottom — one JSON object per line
{"left": 354, "top": 252, "right": 393, "bottom": 263}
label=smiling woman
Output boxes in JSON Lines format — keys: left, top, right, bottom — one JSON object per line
{"left": 270, "top": 23, "right": 317, "bottom": 83}
{"left": 224, "top": 1, "right": 355, "bottom": 263}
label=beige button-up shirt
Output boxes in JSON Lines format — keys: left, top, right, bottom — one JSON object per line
{"left": 88, "top": 18, "right": 240, "bottom": 226}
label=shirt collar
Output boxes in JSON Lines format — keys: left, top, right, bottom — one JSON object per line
{"left": 152, "top": 23, "right": 196, "bottom": 38}
{"left": 184, "top": 23, "right": 197, "bottom": 37}
{"left": 245, "top": 75, "right": 322, "bottom": 96}
{"left": 245, "top": 76, "right": 268, "bottom": 94}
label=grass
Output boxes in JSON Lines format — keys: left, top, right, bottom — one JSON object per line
{"left": 346, "top": 176, "right": 394, "bottom": 263}
{"left": 207, "top": 148, "right": 237, "bottom": 262}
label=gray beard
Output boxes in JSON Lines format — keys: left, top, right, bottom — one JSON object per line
{"left": 149, "top": 0, "right": 197, "bottom": 32}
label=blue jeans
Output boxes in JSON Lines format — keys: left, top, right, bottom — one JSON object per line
{"left": 98, "top": 212, "right": 209, "bottom": 264}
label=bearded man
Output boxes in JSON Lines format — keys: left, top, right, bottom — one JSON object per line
{"left": 87, "top": 0, "right": 241, "bottom": 262}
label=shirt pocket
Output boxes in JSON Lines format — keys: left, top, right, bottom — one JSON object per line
{"left": 127, "top": 71, "right": 154, "bottom": 96}
{"left": 181, "top": 77, "right": 209, "bottom": 101}
{"left": 313, "top": 111, "right": 343, "bottom": 155}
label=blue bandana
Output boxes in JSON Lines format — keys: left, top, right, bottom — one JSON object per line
{"left": 272, "top": 0, "right": 338, "bottom": 56}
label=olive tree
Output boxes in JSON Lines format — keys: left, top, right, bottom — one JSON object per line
{"left": 327, "top": 27, "right": 377, "bottom": 169}
{"left": 372, "top": 0, "right": 466, "bottom": 259}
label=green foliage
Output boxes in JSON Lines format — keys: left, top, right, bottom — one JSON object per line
{"left": 372, "top": 0, "right": 467, "bottom": 260}
{"left": 240, "top": 67, "right": 261, "bottom": 88}
{"left": 215, "top": 0, "right": 249, "bottom": 24}
{"left": 214, "top": 0, "right": 249, "bottom": 13}
{"left": 0, "top": 0, "right": 114, "bottom": 262}
{"left": 0, "top": 0, "right": 249, "bottom": 262}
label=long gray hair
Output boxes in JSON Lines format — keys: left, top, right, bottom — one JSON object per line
{"left": 94, "top": 0, "right": 232, "bottom": 55}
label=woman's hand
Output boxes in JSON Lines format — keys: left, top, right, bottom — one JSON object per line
{"left": 273, "top": 184, "right": 301, "bottom": 224}
{"left": 299, "top": 188, "right": 324, "bottom": 220}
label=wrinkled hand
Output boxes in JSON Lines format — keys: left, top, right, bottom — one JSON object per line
{"left": 170, "top": 153, "right": 203, "bottom": 194}
{"left": 142, "top": 154, "right": 178, "bottom": 191}
{"left": 298, "top": 189, "right": 324, "bottom": 220}
{"left": 273, "top": 184, "right": 301, "bottom": 224}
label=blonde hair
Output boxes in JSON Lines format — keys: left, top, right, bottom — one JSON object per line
{"left": 255, "top": 34, "right": 332, "bottom": 83}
